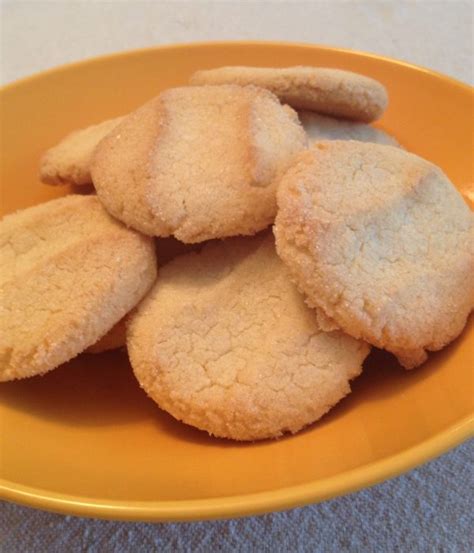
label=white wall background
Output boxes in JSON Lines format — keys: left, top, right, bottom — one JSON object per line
{"left": 1, "top": 0, "right": 473, "bottom": 85}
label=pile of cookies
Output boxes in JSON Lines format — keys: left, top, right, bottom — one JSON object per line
{"left": 1, "top": 66, "right": 472, "bottom": 441}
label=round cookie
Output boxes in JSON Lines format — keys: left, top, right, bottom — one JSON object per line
{"left": 299, "top": 111, "right": 399, "bottom": 146}
{"left": 87, "top": 237, "right": 202, "bottom": 354}
{"left": 274, "top": 141, "right": 474, "bottom": 369}
{"left": 0, "top": 195, "right": 157, "bottom": 381}
{"left": 127, "top": 235, "right": 370, "bottom": 441}
{"left": 40, "top": 116, "right": 124, "bottom": 186}
{"left": 190, "top": 66, "right": 388, "bottom": 122}
{"left": 86, "top": 316, "right": 127, "bottom": 354}
{"left": 91, "top": 85, "right": 307, "bottom": 243}
{"left": 86, "top": 237, "right": 201, "bottom": 354}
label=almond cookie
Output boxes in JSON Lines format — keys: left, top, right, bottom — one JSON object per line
{"left": 40, "top": 116, "right": 124, "bottom": 186}
{"left": 127, "top": 235, "right": 369, "bottom": 441}
{"left": 86, "top": 316, "right": 127, "bottom": 354}
{"left": 274, "top": 141, "right": 474, "bottom": 369}
{"left": 88, "top": 238, "right": 201, "bottom": 354}
{"left": 190, "top": 66, "right": 387, "bottom": 122}
{"left": 0, "top": 195, "right": 157, "bottom": 381}
{"left": 299, "top": 111, "right": 399, "bottom": 146}
{"left": 91, "top": 85, "right": 307, "bottom": 243}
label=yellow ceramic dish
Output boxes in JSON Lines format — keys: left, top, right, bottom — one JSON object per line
{"left": 0, "top": 42, "right": 473, "bottom": 522}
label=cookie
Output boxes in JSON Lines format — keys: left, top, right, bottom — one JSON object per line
{"left": 127, "top": 235, "right": 369, "bottom": 441}
{"left": 299, "top": 111, "right": 399, "bottom": 146}
{"left": 86, "top": 237, "right": 200, "bottom": 354}
{"left": 0, "top": 195, "right": 157, "bottom": 381}
{"left": 91, "top": 85, "right": 307, "bottom": 243}
{"left": 86, "top": 316, "right": 127, "bottom": 354}
{"left": 40, "top": 116, "right": 124, "bottom": 186}
{"left": 190, "top": 66, "right": 387, "bottom": 122}
{"left": 274, "top": 141, "right": 474, "bottom": 369}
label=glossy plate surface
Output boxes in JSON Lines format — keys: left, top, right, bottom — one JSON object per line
{"left": 0, "top": 41, "right": 473, "bottom": 521}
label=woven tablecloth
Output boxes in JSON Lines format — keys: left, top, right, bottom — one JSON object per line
{"left": 1, "top": 2, "right": 473, "bottom": 551}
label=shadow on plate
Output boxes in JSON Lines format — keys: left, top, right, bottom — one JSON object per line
{"left": 0, "top": 349, "right": 156, "bottom": 426}
{"left": 313, "top": 319, "right": 472, "bottom": 433}
{"left": 0, "top": 325, "right": 468, "bottom": 445}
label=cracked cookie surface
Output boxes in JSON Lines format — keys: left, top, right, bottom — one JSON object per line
{"left": 274, "top": 141, "right": 474, "bottom": 369}
{"left": 0, "top": 195, "right": 157, "bottom": 381}
{"left": 127, "top": 234, "right": 369, "bottom": 441}
{"left": 91, "top": 85, "right": 307, "bottom": 243}
{"left": 190, "top": 66, "right": 388, "bottom": 122}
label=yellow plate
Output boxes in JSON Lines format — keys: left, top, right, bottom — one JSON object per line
{"left": 0, "top": 41, "right": 473, "bottom": 522}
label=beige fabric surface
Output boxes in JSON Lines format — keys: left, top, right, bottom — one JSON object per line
{"left": 1, "top": 441, "right": 473, "bottom": 551}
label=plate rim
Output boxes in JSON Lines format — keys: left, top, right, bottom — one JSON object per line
{"left": 1, "top": 40, "right": 473, "bottom": 521}
{"left": 1, "top": 416, "right": 472, "bottom": 521}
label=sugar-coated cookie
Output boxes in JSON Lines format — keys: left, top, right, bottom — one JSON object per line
{"left": 86, "top": 316, "right": 127, "bottom": 354}
{"left": 274, "top": 141, "right": 474, "bottom": 369}
{"left": 40, "top": 117, "right": 124, "bottom": 186}
{"left": 127, "top": 235, "right": 370, "bottom": 441}
{"left": 299, "top": 111, "right": 399, "bottom": 146}
{"left": 0, "top": 195, "right": 157, "bottom": 381}
{"left": 88, "top": 237, "right": 201, "bottom": 354}
{"left": 190, "top": 66, "right": 387, "bottom": 122}
{"left": 91, "top": 85, "right": 307, "bottom": 243}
